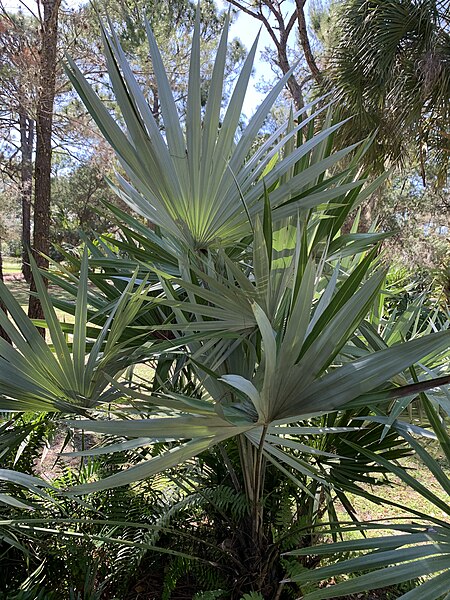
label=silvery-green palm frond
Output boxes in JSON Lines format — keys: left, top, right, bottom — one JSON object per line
{"left": 64, "top": 9, "right": 363, "bottom": 251}
{"left": 0, "top": 251, "right": 148, "bottom": 413}
{"left": 63, "top": 228, "right": 450, "bottom": 494}
{"left": 1, "top": 6, "right": 448, "bottom": 505}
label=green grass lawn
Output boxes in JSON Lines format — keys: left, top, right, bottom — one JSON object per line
{"left": 4, "top": 277, "right": 33, "bottom": 306}
{"left": 2, "top": 258, "right": 21, "bottom": 274}
{"left": 335, "top": 439, "right": 449, "bottom": 529}
{"left": 3, "top": 274, "right": 74, "bottom": 316}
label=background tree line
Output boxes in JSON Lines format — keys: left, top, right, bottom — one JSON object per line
{"left": 0, "top": 0, "right": 246, "bottom": 321}
{"left": 0, "top": 0, "right": 448, "bottom": 319}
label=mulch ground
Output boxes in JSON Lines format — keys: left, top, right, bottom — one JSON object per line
{"left": 2, "top": 272, "right": 24, "bottom": 281}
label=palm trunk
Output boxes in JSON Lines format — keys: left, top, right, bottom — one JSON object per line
{"left": 236, "top": 427, "right": 278, "bottom": 598}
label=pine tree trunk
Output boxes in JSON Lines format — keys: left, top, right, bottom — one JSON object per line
{"left": 19, "top": 111, "right": 34, "bottom": 284}
{"left": 0, "top": 242, "right": 11, "bottom": 344}
{"left": 28, "top": 0, "right": 61, "bottom": 332}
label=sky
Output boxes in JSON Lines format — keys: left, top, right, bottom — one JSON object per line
{"left": 2, "top": 0, "right": 285, "bottom": 115}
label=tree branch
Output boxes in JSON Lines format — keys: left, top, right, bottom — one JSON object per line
{"left": 295, "top": 0, "right": 322, "bottom": 83}
{"left": 286, "top": 9, "right": 298, "bottom": 37}
{"left": 227, "top": 0, "right": 281, "bottom": 50}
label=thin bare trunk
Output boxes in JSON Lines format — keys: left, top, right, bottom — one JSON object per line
{"left": 295, "top": 0, "right": 322, "bottom": 84}
{"left": 28, "top": 0, "right": 61, "bottom": 331}
{"left": 0, "top": 243, "right": 11, "bottom": 343}
{"left": 19, "top": 111, "right": 34, "bottom": 284}
{"left": 277, "top": 33, "right": 305, "bottom": 111}
{"left": 227, "top": 0, "right": 305, "bottom": 111}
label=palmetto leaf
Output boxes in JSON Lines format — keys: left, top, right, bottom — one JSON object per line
{"left": 64, "top": 15, "right": 371, "bottom": 251}
{"left": 0, "top": 468, "right": 57, "bottom": 509}
{"left": 286, "top": 397, "right": 450, "bottom": 599}
{"left": 66, "top": 433, "right": 245, "bottom": 495}
{"left": 0, "top": 255, "right": 148, "bottom": 413}
{"left": 288, "top": 526, "right": 450, "bottom": 599}
{"left": 294, "top": 330, "right": 450, "bottom": 415}
{"left": 67, "top": 414, "right": 255, "bottom": 440}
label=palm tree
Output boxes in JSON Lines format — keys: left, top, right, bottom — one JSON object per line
{"left": 0, "top": 7, "right": 449, "bottom": 596}
{"left": 327, "top": 0, "right": 450, "bottom": 180}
